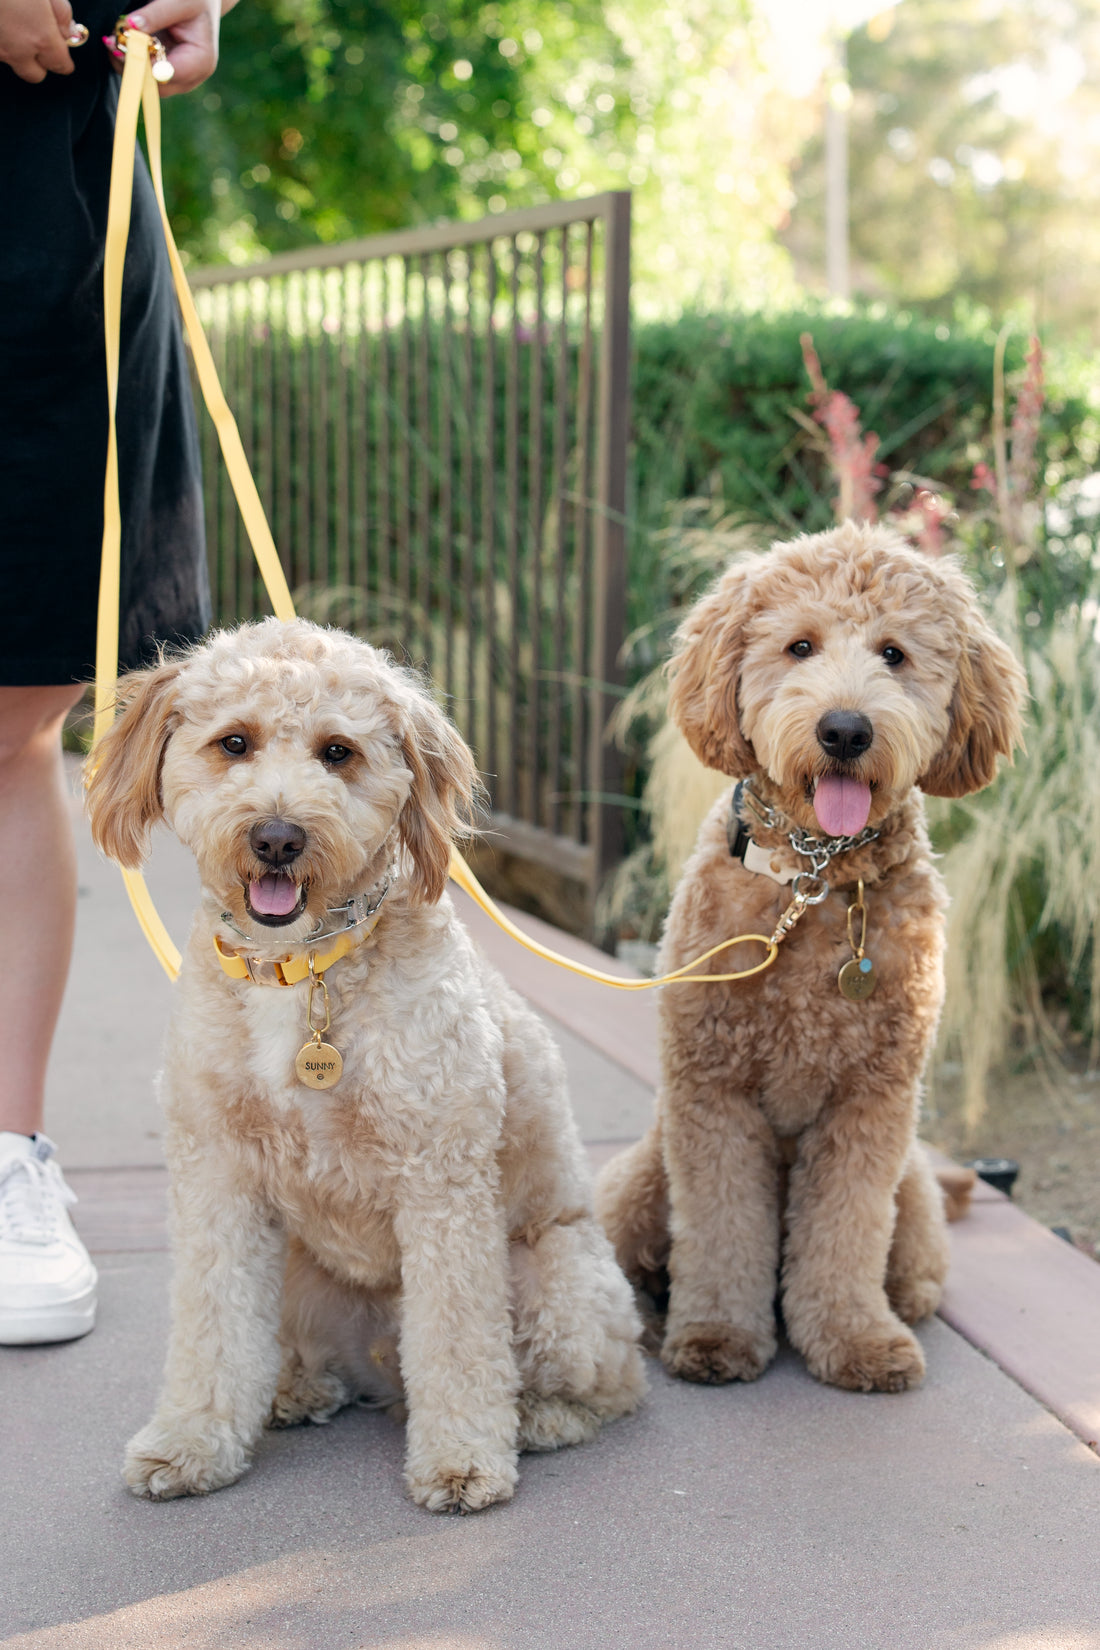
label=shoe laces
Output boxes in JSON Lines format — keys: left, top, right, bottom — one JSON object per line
{"left": 0, "top": 1140, "right": 76, "bottom": 1246}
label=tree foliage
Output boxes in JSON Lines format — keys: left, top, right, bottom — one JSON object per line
{"left": 783, "top": 0, "right": 1100, "bottom": 337}
{"left": 163, "top": 0, "right": 806, "bottom": 310}
{"left": 163, "top": 0, "right": 598, "bottom": 261}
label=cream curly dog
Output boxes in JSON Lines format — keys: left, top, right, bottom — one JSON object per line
{"left": 596, "top": 522, "right": 1025, "bottom": 1394}
{"left": 85, "top": 619, "right": 643, "bottom": 1512}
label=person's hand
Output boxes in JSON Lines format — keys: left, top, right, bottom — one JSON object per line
{"left": 121, "top": 0, "right": 227, "bottom": 96}
{"left": 0, "top": 0, "right": 78, "bottom": 82}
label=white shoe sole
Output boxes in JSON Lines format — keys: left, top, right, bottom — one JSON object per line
{"left": 0, "top": 1282, "right": 97, "bottom": 1345}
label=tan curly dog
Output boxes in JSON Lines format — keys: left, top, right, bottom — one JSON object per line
{"left": 85, "top": 619, "right": 643, "bottom": 1513}
{"left": 596, "top": 521, "right": 1026, "bottom": 1395}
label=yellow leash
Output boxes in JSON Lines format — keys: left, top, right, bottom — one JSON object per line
{"left": 93, "top": 29, "right": 779, "bottom": 992}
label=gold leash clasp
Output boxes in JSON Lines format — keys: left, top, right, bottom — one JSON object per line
{"left": 113, "top": 16, "right": 174, "bottom": 79}
{"left": 769, "top": 870, "right": 829, "bottom": 948}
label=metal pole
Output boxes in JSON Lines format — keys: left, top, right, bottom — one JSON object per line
{"left": 590, "top": 190, "right": 630, "bottom": 940}
{"left": 825, "top": 34, "right": 850, "bottom": 300}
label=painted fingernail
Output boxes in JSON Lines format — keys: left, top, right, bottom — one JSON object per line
{"left": 127, "top": 13, "right": 146, "bottom": 27}
{"left": 101, "top": 32, "right": 123, "bottom": 54}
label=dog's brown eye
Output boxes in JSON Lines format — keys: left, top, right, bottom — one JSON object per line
{"left": 322, "top": 743, "right": 352, "bottom": 765}
{"left": 882, "top": 646, "right": 905, "bottom": 667}
{"left": 789, "top": 640, "right": 814, "bottom": 659}
{"left": 220, "top": 734, "right": 248, "bottom": 756}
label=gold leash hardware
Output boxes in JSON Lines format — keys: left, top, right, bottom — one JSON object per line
{"left": 113, "top": 17, "right": 174, "bottom": 79}
{"left": 768, "top": 870, "right": 828, "bottom": 948}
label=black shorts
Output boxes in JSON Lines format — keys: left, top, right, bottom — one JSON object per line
{"left": 0, "top": 6, "right": 210, "bottom": 685}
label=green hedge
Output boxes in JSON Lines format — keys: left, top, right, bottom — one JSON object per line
{"left": 626, "top": 306, "right": 1094, "bottom": 637}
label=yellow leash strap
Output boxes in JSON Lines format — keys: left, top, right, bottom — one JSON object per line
{"left": 95, "top": 31, "right": 780, "bottom": 994}
{"left": 95, "top": 33, "right": 185, "bottom": 978}
{"left": 95, "top": 30, "right": 294, "bottom": 981}
{"left": 448, "top": 853, "right": 778, "bottom": 988}
{"left": 138, "top": 63, "right": 295, "bottom": 628}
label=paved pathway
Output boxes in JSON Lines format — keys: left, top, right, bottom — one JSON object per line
{"left": 5, "top": 763, "right": 1100, "bottom": 1650}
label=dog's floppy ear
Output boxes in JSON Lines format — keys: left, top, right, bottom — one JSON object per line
{"left": 398, "top": 687, "right": 478, "bottom": 904}
{"left": 918, "top": 607, "right": 1027, "bottom": 799}
{"left": 84, "top": 659, "right": 184, "bottom": 869}
{"left": 667, "top": 559, "right": 760, "bottom": 777}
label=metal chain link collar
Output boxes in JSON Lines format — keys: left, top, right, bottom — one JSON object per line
{"left": 736, "top": 780, "right": 881, "bottom": 904}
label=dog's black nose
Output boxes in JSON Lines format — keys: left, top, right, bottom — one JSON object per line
{"left": 816, "top": 710, "right": 874, "bottom": 763}
{"left": 249, "top": 817, "right": 306, "bottom": 867}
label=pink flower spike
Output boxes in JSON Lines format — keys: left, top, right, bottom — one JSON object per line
{"left": 1008, "top": 335, "right": 1045, "bottom": 508}
{"left": 799, "top": 335, "right": 881, "bottom": 524}
{"left": 800, "top": 333, "right": 828, "bottom": 409}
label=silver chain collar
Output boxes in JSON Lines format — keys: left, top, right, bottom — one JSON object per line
{"left": 219, "top": 865, "right": 395, "bottom": 948}
{"left": 738, "top": 781, "right": 880, "bottom": 903}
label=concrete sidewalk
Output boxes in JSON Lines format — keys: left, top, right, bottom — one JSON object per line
{"left": 5, "top": 763, "right": 1100, "bottom": 1650}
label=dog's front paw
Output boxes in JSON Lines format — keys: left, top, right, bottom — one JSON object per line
{"left": 807, "top": 1325, "right": 926, "bottom": 1393}
{"left": 405, "top": 1447, "right": 519, "bottom": 1514}
{"left": 124, "top": 1414, "right": 251, "bottom": 1500}
{"left": 661, "top": 1322, "right": 775, "bottom": 1385}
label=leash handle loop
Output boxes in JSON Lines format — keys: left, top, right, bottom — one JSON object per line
{"left": 94, "top": 31, "right": 293, "bottom": 982}
{"left": 95, "top": 35, "right": 183, "bottom": 979}
{"left": 448, "top": 853, "right": 778, "bottom": 990}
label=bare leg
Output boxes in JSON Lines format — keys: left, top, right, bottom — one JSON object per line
{"left": 0, "top": 686, "right": 96, "bottom": 1347}
{"left": 0, "top": 685, "right": 85, "bottom": 1133}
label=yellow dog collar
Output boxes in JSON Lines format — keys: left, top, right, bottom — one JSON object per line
{"left": 213, "top": 906, "right": 384, "bottom": 987}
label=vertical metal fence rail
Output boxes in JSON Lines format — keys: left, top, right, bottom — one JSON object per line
{"left": 189, "top": 193, "right": 631, "bottom": 928}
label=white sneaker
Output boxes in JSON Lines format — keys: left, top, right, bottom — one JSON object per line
{"left": 0, "top": 1132, "right": 97, "bottom": 1345}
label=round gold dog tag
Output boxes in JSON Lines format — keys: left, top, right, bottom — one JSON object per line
{"left": 295, "top": 1040, "right": 344, "bottom": 1089}
{"left": 838, "top": 956, "right": 876, "bottom": 1001}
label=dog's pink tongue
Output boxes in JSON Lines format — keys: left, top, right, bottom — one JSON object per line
{"left": 813, "top": 775, "right": 872, "bottom": 837}
{"left": 249, "top": 873, "right": 299, "bottom": 916}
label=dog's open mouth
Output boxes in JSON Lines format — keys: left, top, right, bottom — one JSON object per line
{"left": 244, "top": 873, "right": 308, "bottom": 926}
{"left": 810, "top": 773, "right": 873, "bottom": 837}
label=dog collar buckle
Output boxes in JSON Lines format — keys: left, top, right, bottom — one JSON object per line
{"left": 244, "top": 955, "right": 293, "bottom": 988}
{"left": 728, "top": 783, "right": 797, "bottom": 887}
{"left": 213, "top": 935, "right": 294, "bottom": 986}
